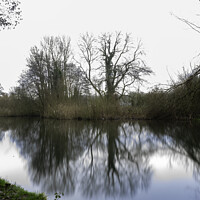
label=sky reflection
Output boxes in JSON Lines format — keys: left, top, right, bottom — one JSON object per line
{"left": 0, "top": 118, "right": 199, "bottom": 200}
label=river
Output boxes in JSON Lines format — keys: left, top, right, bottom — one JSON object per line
{"left": 0, "top": 117, "right": 200, "bottom": 200}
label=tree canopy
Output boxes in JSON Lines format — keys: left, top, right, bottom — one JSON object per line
{"left": 0, "top": 0, "right": 22, "bottom": 30}
{"left": 17, "top": 36, "right": 85, "bottom": 113}
{"left": 78, "top": 32, "right": 152, "bottom": 99}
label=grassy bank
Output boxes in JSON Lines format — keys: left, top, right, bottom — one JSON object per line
{"left": 0, "top": 94, "right": 199, "bottom": 121}
{"left": 0, "top": 96, "right": 137, "bottom": 120}
{"left": 0, "top": 178, "right": 46, "bottom": 200}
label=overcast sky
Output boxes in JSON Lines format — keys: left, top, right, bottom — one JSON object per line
{"left": 1, "top": 0, "right": 200, "bottom": 92}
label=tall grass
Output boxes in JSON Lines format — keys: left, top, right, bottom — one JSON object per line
{"left": 0, "top": 95, "right": 132, "bottom": 120}
{"left": 43, "top": 97, "right": 131, "bottom": 120}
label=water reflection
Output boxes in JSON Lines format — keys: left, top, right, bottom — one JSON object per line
{"left": 0, "top": 118, "right": 200, "bottom": 199}
{"left": 146, "top": 121, "right": 200, "bottom": 190}
{"left": 79, "top": 122, "right": 154, "bottom": 198}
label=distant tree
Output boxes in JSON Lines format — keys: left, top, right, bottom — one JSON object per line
{"left": 18, "top": 36, "right": 85, "bottom": 113}
{"left": 0, "top": 0, "right": 22, "bottom": 30}
{"left": 78, "top": 32, "right": 152, "bottom": 99}
{"left": 0, "top": 83, "right": 4, "bottom": 95}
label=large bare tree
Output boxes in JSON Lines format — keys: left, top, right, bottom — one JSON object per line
{"left": 78, "top": 32, "right": 152, "bottom": 99}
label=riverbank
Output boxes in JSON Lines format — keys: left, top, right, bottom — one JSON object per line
{"left": 0, "top": 84, "right": 200, "bottom": 121}
{"left": 0, "top": 178, "right": 46, "bottom": 200}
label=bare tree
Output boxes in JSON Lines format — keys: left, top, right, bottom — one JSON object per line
{"left": 0, "top": 0, "right": 22, "bottom": 30}
{"left": 78, "top": 32, "right": 152, "bottom": 99}
{"left": 18, "top": 36, "right": 83, "bottom": 113}
{"left": 172, "top": 8, "right": 200, "bottom": 81}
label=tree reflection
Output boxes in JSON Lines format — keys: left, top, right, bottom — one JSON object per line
{"left": 145, "top": 121, "right": 200, "bottom": 165}
{"left": 0, "top": 131, "right": 5, "bottom": 141}
{"left": 144, "top": 120, "right": 200, "bottom": 193}
{"left": 2, "top": 118, "right": 200, "bottom": 199}
{"left": 79, "top": 121, "right": 155, "bottom": 198}
{"left": 0, "top": 118, "right": 157, "bottom": 198}
{"left": 10, "top": 119, "right": 88, "bottom": 194}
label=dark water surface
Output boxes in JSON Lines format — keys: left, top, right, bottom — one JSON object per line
{"left": 0, "top": 118, "right": 200, "bottom": 200}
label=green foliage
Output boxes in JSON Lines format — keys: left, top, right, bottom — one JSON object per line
{"left": 54, "top": 192, "right": 64, "bottom": 200}
{"left": 0, "top": 178, "right": 46, "bottom": 199}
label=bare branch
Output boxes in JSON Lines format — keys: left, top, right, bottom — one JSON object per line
{"left": 78, "top": 33, "right": 103, "bottom": 97}
{"left": 166, "top": 65, "right": 200, "bottom": 92}
{"left": 172, "top": 13, "right": 200, "bottom": 34}
{"left": 78, "top": 32, "right": 152, "bottom": 98}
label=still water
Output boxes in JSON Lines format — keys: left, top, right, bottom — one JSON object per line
{"left": 0, "top": 118, "right": 200, "bottom": 200}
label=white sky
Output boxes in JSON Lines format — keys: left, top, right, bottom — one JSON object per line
{"left": 1, "top": 0, "right": 200, "bottom": 92}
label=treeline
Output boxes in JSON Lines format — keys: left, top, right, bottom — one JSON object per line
{"left": 0, "top": 33, "right": 151, "bottom": 119}
{"left": 0, "top": 33, "right": 200, "bottom": 120}
{"left": 0, "top": 70, "right": 200, "bottom": 120}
